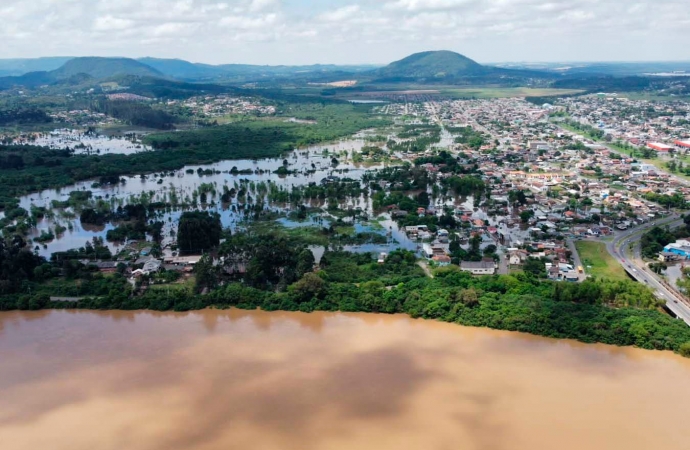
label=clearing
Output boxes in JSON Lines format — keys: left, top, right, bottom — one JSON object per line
{"left": 575, "top": 241, "right": 629, "bottom": 282}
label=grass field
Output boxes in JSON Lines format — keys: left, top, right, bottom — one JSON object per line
{"left": 575, "top": 241, "right": 629, "bottom": 282}
{"left": 439, "top": 87, "right": 584, "bottom": 99}
{"left": 287, "top": 84, "right": 586, "bottom": 101}
{"left": 617, "top": 92, "right": 690, "bottom": 102}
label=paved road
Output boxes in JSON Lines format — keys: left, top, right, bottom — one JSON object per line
{"left": 566, "top": 239, "right": 587, "bottom": 282}
{"left": 604, "top": 215, "right": 690, "bottom": 325}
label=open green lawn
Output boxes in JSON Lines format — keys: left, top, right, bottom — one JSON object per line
{"left": 575, "top": 241, "right": 629, "bottom": 282}
{"left": 439, "top": 87, "right": 584, "bottom": 99}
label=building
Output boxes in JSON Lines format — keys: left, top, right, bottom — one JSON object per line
{"left": 647, "top": 142, "right": 674, "bottom": 153}
{"left": 460, "top": 261, "right": 496, "bottom": 275}
{"left": 662, "top": 240, "right": 690, "bottom": 259}
{"left": 432, "top": 255, "right": 452, "bottom": 266}
{"left": 674, "top": 140, "right": 690, "bottom": 150}
{"left": 659, "top": 252, "right": 682, "bottom": 262}
{"left": 142, "top": 259, "right": 162, "bottom": 274}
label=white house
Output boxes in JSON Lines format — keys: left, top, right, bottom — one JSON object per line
{"left": 460, "top": 261, "right": 496, "bottom": 275}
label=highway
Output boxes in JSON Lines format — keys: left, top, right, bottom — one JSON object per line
{"left": 604, "top": 215, "right": 690, "bottom": 325}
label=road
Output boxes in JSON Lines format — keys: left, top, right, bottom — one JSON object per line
{"left": 605, "top": 215, "right": 690, "bottom": 325}
{"left": 417, "top": 260, "right": 434, "bottom": 278}
{"left": 566, "top": 240, "right": 587, "bottom": 282}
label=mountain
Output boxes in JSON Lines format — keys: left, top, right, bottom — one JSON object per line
{"left": 51, "top": 57, "right": 164, "bottom": 80}
{"left": 376, "top": 51, "right": 487, "bottom": 79}
{"left": 0, "top": 57, "right": 73, "bottom": 77}
{"left": 138, "top": 57, "right": 379, "bottom": 81}
{"left": 137, "top": 58, "right": 226, "bottom": 80}
{"left": 0, "top": 57, "right": 166, "bottom": 90}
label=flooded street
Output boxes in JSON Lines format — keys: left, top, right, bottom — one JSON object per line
{"left": 1, "top": 309, "right": 689, "bottom": 450}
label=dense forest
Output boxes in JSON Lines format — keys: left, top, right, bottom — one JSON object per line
{"left": 0, "top": 107, "right": 52, "bottom": 125}
{"left": 91, "top": 98, "right": 177, "bottom": 129}
{"left": 178, "top": 211, "right": 222, "bottom": 255}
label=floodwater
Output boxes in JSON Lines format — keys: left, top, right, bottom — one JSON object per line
{"left": 1, "top": 310, "right": 689, "bottom": 450}
{"left": 10, "top": 129, "right": 152, "bottom": 155}
{"left": 19, "top": 135, "right": 412, "bottom": 258}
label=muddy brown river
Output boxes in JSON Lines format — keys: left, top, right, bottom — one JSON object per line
{"left": 1, "top": 309, "right": 689, "bottom": 450}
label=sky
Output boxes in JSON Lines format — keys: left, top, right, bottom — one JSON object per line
{"left": 1, "top": 0, "right": 689, "bottom": 65}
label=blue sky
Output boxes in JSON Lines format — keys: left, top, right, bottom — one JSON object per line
{"left": 1, "top": 0, "right": 689, "bottom": 64}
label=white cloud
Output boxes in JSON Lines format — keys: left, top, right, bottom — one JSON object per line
{"left": 93, "top": 16, "right": 134, "bottom": 31}
{"left": 384, "top": 0, "right": 472, "bottom": 12}
{"left": 0, "top": 0, "right": 688, "bottom": 64}
{"left": 248, "top": 0, "right": 279, "bottom": 12}
{"left": 219, "top": 13, "right": 278, "bottom": 29}
{"left": 318, "top": 5, "right": 360, "bottom": 22}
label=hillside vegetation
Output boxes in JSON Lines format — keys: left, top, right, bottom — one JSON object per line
{"left": 51, "top": 57, "right": 164, "bottom": 80}
{"left": 377, "top": 51, "right": 487, "bottom": 79}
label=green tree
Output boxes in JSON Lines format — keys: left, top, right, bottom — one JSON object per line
{"left": 177, "top": 211, "right": 222, "bottom": 255}
{"left": 296, "top": 249, "right": 316, "bottom": 278}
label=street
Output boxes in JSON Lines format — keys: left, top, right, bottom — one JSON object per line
{"left": 604, "top": 215, "right": 690, "bottom": 325}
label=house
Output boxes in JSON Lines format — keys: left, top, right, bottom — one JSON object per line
{"left": 508, "top": 252, "right": 524, "bottom": 266}
{"left": 460, "top": 261, "right": 496, "bottom": 275}
{"left": 93, "top": 261, "right": 119, "bottom": 273}
{"left": 432, "top": 255, "right": 452, "bottom": 266}
{"left": 378, "top": 253, "right": 387, "bottom": 264}
{"left": 659, "top": 252, "right": 681, "bottom": 262}
{"left": 547, "top": 266, "right": 561, "bottom": 280}
{"left": 141, "top": 259, "right": 162, "bottom": 275}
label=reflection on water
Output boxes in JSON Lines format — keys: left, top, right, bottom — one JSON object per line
{"left": 20, "top": 137, "right": 410, "bottom": 258}
{"left": 1, "top": 309, "right": 689, "bottom": 450}
{"left": 11, "top": 129, "right": 153, "bottom": 155}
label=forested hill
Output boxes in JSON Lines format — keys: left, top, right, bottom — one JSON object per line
{"left": 51, "top": 57, "right": 164, "bottom": 80}
{"left": 0, "top": 57, "right": 165, "bottom": 89}
{"left": 376, "top": 51, "right": 488, "bottom": 78}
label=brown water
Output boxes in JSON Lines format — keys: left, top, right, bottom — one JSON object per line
{"left": 1, "top": 310, "right": 689, "bottom": 450}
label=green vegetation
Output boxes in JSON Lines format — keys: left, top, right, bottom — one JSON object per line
{"left": 0, "top": 103, "right": 388, "bottom": 205}
{"left": 90, "top": 98, "right": 177, "bottom": 129}
{"left": 52, "top": 57, "right": 164, "bottom": 79}
{"left": 441, "top": 87, "right": 584, "bottom": 99}
{"left": 450, "top": 125, "right": 486, "bottom": 149}
{"left": 377, "top": 51, "right": 485, "bottom": 79}
{"left": 641, "top": 220, "right": 690, "bottom": 259}
{"left": 0, "top": 107, "right": 52, "bottom": 126}
{"left": 575, "top": 241, "right": 629, "bottom": 282}
{"left": 3, "top": 222, "right": 690, "bottom": 357}
{"left": 178, "top": 211, "right": 222, "bottom": 255}
{"left": 145, "top": 103, "right": 389, "bottom": 154}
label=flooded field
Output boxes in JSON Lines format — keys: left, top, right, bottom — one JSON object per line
{"left": 18, "top": 134, "right": 418, "bottom": 258}
{"left": 9, "top": 126, "right": 528, "bottom": 259}
{"left": 9, "top": 129, "right": 153, "bottom": 155}
{"left": 1, "top": 309, "right": 689, "bottom": 450}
